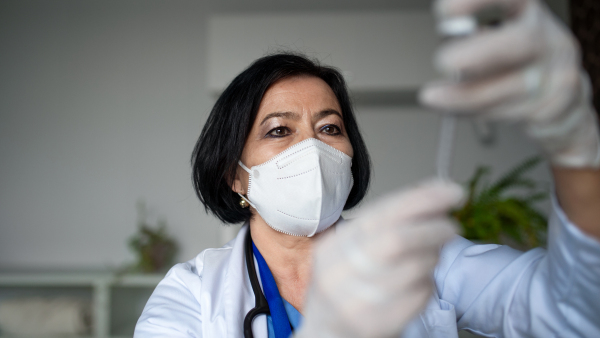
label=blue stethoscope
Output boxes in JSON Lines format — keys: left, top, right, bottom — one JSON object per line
{"left": 243, "top": 227, "right": 294, "bottom": 338}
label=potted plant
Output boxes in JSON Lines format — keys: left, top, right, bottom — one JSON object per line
{"left": 128, "top": 203, "right": 178, "bottom": 274}
{"left": 452, "top": 157, "right": 549, "bottom": 251}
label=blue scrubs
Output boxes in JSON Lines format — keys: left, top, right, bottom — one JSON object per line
{"left": 267, "top": 299, "right": 303, "bottom": 338}
{"left": 252, "top": 242, "right": 304, "bottom": 338}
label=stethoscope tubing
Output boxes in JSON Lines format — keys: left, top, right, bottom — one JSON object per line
{"left": 243, "top": 227, "right": 270, "bottom": 338}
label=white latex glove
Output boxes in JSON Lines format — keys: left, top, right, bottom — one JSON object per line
{"left": 420, "top": 0, "right": 600, "bottom": 168}
{"left": 294, "top": 180, "right": 463, "bottom": 338}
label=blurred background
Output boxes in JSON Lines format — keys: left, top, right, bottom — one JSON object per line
{"left": 0, "top": 0, "right": 591, "bottom": 336}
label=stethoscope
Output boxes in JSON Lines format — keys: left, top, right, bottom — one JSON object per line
{"left": 243, "top": 227, "right": 270, "bottom": 338}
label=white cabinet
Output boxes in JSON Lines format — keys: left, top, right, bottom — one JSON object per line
{"left": 0, "top": 272, "right": 162, "bottom": 338}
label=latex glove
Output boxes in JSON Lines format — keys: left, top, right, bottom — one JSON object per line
{"left": 420, "top": 0, "right": 600, "bottom": 169}
{"left": 294, "top": 180, "right": 463, "bottom": 338}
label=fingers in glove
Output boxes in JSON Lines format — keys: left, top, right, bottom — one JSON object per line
{"left": 367, "top": 251, "right": 440, "bottom": 292}
{"left": 356, "top": 180, "right": 464, "bottom": 230}
{"left": 332, "top": 267, "right": 435, "bottom": 326}
{"left": 420, "top": 64, "right": 542, "bottom": 113}
{"left": 328, "top": 278, "right": 433, "bottom": 338}
{"left": 435, "top": 1, "right": 543, "bottom": 79}
{"left": 363, "top": 282, "right": 433, "bottom": 336}
{"left": 421, "top": 63, "right": 581, "bottom": 125}
{"left": 350, "top": 277, "right": 434, "bottom": 336}
{"left": 392, "top": 218, "right": 458, "bottom": 255}
{"left": 434, "top": 0, "right": 526, "bottom": 20}
{"left": 361, "top": 218, "right": 458, "bottom": 264}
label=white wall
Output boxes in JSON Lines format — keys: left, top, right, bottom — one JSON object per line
{"left": 0, "top": 1, "right": 553, "bottom": 270}
{"left": 207, "top": 12, "right": 439, "bottom": 93}
{"left": 0, "top": 0, "right": 221, "bottom": 269}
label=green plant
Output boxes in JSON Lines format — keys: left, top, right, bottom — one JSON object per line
{"left": 128, "top": 203, "right": 178, "bottom": 273}
{"left": 452, "top": 156, "right": 549, "bottom": 250}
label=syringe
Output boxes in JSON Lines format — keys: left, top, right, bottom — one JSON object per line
{"left": 434, "top": 6, "right": 507, "bottom": 181}
{"left": 436, "top": 114, "right": 458, "bottom": 181}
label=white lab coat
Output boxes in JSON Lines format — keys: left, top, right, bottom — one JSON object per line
{"left": 135, "top": 199, "right": 600, "bottom": 337}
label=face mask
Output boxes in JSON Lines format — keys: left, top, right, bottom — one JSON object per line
{"left": 238, "top": 138, "right": 353, "bottom": 237}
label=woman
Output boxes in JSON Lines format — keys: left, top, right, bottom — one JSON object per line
{"left": 134, "top": 52, "right": 462, "bottom": 337}
{"left": 135, "top": 0, "right": 600, "bottom": 337}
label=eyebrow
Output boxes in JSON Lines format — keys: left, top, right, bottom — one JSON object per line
{"left": 259, "top": 109, "right": 342, "bottom": 126}
{"left": 259, "top": 111, "right": 300, "bottom": 126}
{"left": 313, "top": 109, "right": 342, "bottom": 122}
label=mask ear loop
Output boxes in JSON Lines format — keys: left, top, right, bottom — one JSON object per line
{"left": 238, "top": 161, "right": 256, "bottom": 209}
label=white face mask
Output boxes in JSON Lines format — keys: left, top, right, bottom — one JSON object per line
{"left": 238, "top": 138, "right": 354, "bottom": 237}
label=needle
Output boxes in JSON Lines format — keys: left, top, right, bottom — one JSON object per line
{"left": 434, "top": 5, "right": 506, "bottom": 181}
{"left": 436, "top": 114, "right": 457, "bottom": 181}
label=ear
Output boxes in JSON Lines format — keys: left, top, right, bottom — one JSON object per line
{"left": 230, "top": 165, "right": 246, "bottom": 195}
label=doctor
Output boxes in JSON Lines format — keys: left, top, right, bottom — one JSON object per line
{"left": 135, "top": 0, "right": 600, "bottom": 337}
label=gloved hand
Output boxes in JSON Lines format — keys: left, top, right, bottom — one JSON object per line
{"left": 294, "top": 180, "right": 463, "bottom": 338}
{"left": 420, "top": 0, "right": 600, "bottom": 169}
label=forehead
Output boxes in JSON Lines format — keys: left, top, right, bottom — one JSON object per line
{"left": 258, "top": 75, "right": 341, "bottom": 113}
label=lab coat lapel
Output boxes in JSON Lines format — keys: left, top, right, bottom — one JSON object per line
{"left": 401, "top": 290, "right": 458, "bottom": 338}
{"left": 200, "top": 224, "right": 268, "bottom": 338}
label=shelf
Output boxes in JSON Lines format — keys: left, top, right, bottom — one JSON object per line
{"left": 0, "top": 271, "right": 163, "bottom": 338}
{"left": 0, "top": 272, "right": 163, "bottom": 287}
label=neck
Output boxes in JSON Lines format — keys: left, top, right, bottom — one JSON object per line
{"left": 249, "top": 214, "right": 334, "bottom": 313}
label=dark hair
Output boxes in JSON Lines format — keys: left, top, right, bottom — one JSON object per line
{"left": 191, "top": 53, "right": 370, "bottom": 224}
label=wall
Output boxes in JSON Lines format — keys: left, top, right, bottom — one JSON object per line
{"left": 0, "top": 0, "right": 221, "bottom": 269}
{"left": 0, "top": 1, "right": 553, "bottom": 270}
{"left": 207, "top": 12, "right": 440, "bottom": 93}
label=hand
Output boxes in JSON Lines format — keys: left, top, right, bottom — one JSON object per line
{"left": 294, "top": 180, "right": 463, "bottom": 338}
{"left": 420, "top": 0, "right": 600, "bottom": 169}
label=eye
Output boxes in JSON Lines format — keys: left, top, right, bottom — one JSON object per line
{"left": 320, "top": 124, "right": 342, "bottom": 136}
{"left": 266, "top": 126, "right": 291, "bottom": 138}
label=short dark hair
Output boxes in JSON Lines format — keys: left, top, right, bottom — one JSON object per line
{"left": 191, "top": 53, "right": 371, "bottom": 224}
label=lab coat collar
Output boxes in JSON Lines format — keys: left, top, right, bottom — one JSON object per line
{"left": 200, "top": 223, "right": 268, "bottom": 338}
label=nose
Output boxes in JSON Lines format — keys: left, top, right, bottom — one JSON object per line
{"left": 296, "top": 125, "right": 318, "bottom": 143}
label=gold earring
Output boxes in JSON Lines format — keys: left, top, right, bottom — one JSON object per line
{"left": 239, "top": 197, "right": 249, "bottom": 208}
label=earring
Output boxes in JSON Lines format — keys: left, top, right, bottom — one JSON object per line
{"left": 239, "top": 197, "right": 249, "bottom": 208}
